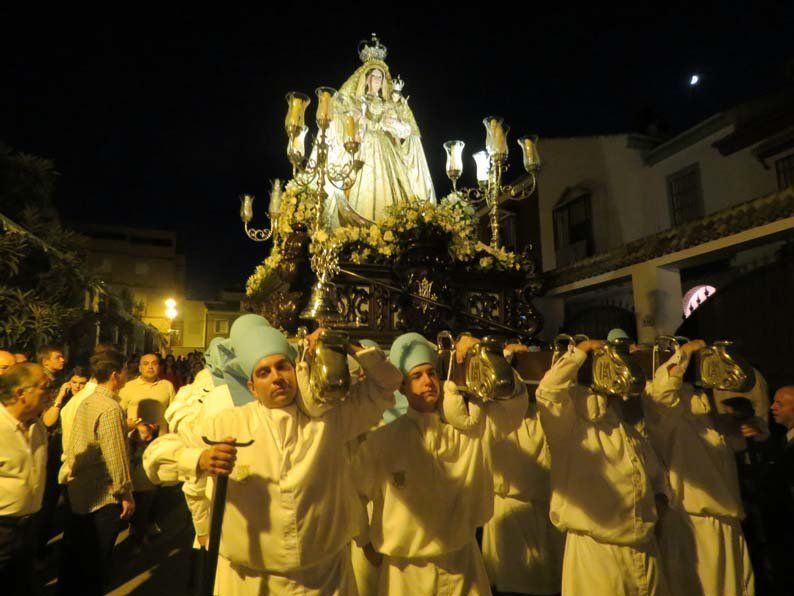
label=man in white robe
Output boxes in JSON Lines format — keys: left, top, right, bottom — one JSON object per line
{"left": 438, "top": 340, "right": 564, "bottom": 595}
{"left": 645, "top": 339, "right": 755, "bottom": 596}
{"left": 144, "top": 320, "right": 402, "bottom": 594}
{"left": 479, "top": 397, "right": 564, "bottom": 595}
{"left": 352, "top": 332, "right": 528, "bottom": 595}
{"left": 536, "top": 338, "right": 670, "bottom": 596}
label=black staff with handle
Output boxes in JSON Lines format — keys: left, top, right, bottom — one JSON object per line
{"left": 199, "top": 436, "right": 255, "bottom": 596}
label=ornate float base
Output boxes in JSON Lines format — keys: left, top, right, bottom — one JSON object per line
{"left": 244, "top": 227, "right": 543, "bottom": 343}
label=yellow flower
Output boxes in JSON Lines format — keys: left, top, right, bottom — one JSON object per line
{"left": 383, "top": 230, "right": 395, "bottom": 242}
{"left": 479, "top": 256, "right": 493, "bottom": 268}
{"left": 315, "top": 230, "right": 328, "bottom": 243}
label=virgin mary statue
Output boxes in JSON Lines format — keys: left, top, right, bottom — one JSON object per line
{"left": 323, "top": 35, "right": 436, "bottom": 228}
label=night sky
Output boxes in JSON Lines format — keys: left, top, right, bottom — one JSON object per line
{"left": 2, "top": 3, "right": 792, "bottom": 298}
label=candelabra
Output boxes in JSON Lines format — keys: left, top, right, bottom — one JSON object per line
{"left": 239, "top": 179, "right": 283, "bottom": 242}
{"left": 444, "top": 117, "right": 541, "bottom": 249}
{"left": 285, "top": 88, "right": 364, "bottom": 234}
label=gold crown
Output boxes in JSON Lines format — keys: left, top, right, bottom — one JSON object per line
{"left": 358, "top": 33, "right": 388, "bottom": 63}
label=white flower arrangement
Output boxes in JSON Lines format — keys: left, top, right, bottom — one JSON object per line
{"left": 246, "top": 189, "right": 527, "bottom": 298}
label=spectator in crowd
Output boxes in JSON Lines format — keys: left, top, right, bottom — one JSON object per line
{"left": 763, "top": 385, "right": 794, "bottom": 590}
{"left": 125, "top": 358, "right": 140, "bottom": 381}
{"left": 38, "top": 345, "right": 66, "bottom": 382}
{"left": 42, "top": 366, "right": 89, "bottom": 429}
{"left": 57, "top": 344, "right": 116, "bottom": 485}
{"left": 770, "top": 386, "right": 794, "bottom": 477}
{"left": 119, "top": 353, "right": 175, "bottom": 545}
{"left": 36, "top": 366, "right": 90, "bottom": 557}
{"left": 161, "top": 354, "right": 183, "bottom": 392}
{"left": 60, "top": 350, "right": 134, "bottom": 596}
{"left": 34, "top": 346, "right": 68, "bottom": 561}
{"left": 0, "top": 350, "right": 15, "bottom": 375}
{"left": 0, "top": 363, "right": 51, "bottom": 594}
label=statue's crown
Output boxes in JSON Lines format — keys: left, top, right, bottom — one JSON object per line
{"left": 392, "top": 76, "right": 405, "bottom": 93}
{"left": 358, "top": 33, "right": 388, "bottom": 63}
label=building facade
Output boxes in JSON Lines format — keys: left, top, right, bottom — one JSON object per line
{"left": 532, "top": 88, "right": 794, "bottom": 347}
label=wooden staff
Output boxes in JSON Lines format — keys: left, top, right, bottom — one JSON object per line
{"left": 200, "top": 436, "right": 254, "bottom": 596}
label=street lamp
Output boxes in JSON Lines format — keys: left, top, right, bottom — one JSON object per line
{"left": 165, "top": 298, "right": 178, "bottom": 321}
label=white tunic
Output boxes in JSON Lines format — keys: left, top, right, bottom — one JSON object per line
{"left": 645, "top": 349, "right": 755, "bottom": 596}
{"left": 536, "top": 347, "right": 669, "bottom": 596}
{"left": 143, "top": 348, "right": 400, "bottom": 593}
{"left": 480, "top": 402, "right": 564, "bottom": 595}
{"left": 353, "top": 380, "right": 527, "bottom": 595}
{"left": 164, "top": 368, "right": 215, "bottom": 433}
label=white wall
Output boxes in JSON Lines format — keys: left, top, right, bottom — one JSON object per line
{"left": 537, "top": 134, "right": 648, "bottom": 272}
{"left": 537, "top": 124, "right": 782, "bottom": 274}
{"left": 644, "top": 126, "right": 778, "bottom": 227}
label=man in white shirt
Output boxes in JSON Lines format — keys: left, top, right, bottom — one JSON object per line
{"left": 536, "top": 338, "right": 670, "bottom": 595}
{"left": 645, "top": 339, "right": 755, "bottom": 596}
{"left": 119, "top": 352, "right": 175, "bottom": 543}
{"left": 0, "top": 363, "right": 51, "bottom": 594}
{"left": 352, "top": 332, "right": 528, "bottom": 595}
{"left": 119, "top": 353, "right": 175, "bottom": 434}
{"left": 146, "top": 320, "right": 402, "bottom": 594}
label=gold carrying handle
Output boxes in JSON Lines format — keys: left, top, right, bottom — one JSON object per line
{"left": 652, "top": 335, "right": 682, "bottom": 373}
{"left": 552, "top": 334, "right": 587, "bottom": 365}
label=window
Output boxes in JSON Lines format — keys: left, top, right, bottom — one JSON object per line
{"left": 500, "top": 210, "right": 518, "bottom": 251}
{"left": 98, "top": 258, "right": 112, "bottom": 273}
{"left": 135, "top": 262, "right": 150, "bottom": 276}
{"left": 170, "top": 320, "right": 184, "bottom": 347}
{"left": 553, "top": 193, "right": 594, "bottom": 267}
{"left": 667, "top": 163, "right": 704, "bottom": 226}
{"left": 776, "top": 153, "right": 794, "bottom": 191}
{"left": 214, "top": 319, "right": 230, "bottom": 334}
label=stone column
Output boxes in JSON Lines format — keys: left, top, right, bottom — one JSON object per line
{"left": 535, "top": 296, "right": 566, "bottom": 342}
{"left": 631, "top": 262, "right": 683, "bottom": 343}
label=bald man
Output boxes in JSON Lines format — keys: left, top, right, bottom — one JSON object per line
{"left": 767, "top": 386, "right": 794, "bottom": 589}
{"left": 0, "top": 350, "right": 15, "bottom": 375}
{"left": 770, "top": 386, "right": 794, "bottom": 502}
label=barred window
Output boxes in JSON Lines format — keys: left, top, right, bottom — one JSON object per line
{"left": 776, "top": 153, "right": 794, "bottom": 191}
{"left": 554, "top": 193, "right": 594, "bottom": 267}
{"left": 667, "top": 163, "right": 704, "bottom": 226}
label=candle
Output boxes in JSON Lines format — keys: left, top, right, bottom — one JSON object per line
{"left": 344, "top": 115, "right": 357, "bottom": 142}
{"left": 493, "top": 122, "right": 505, "bottom": 154}
{"left": 315, "top": 87, "right": 335, "bottom": 124}
{"left": 285, "top": 92, "right": 310, "bottom": 131}
{"left": 483, "top": 116, "right": 508, "bottom": 156}
{"left": 269, "top": 179, "right": 282, "bottom": 215}
{"left": 289, "top": 126, "right": 308, "bottom": 160}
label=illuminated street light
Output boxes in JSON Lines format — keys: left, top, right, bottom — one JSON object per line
{"left": 165, "top": 298, "right": 178, "bottom": 321}
{"left": 689, "top": 74, "right": 700, "bottom": 86}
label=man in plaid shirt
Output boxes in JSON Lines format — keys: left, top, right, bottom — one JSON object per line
{"left": 59, "top": 349, "right": 135, "bottom": 596}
